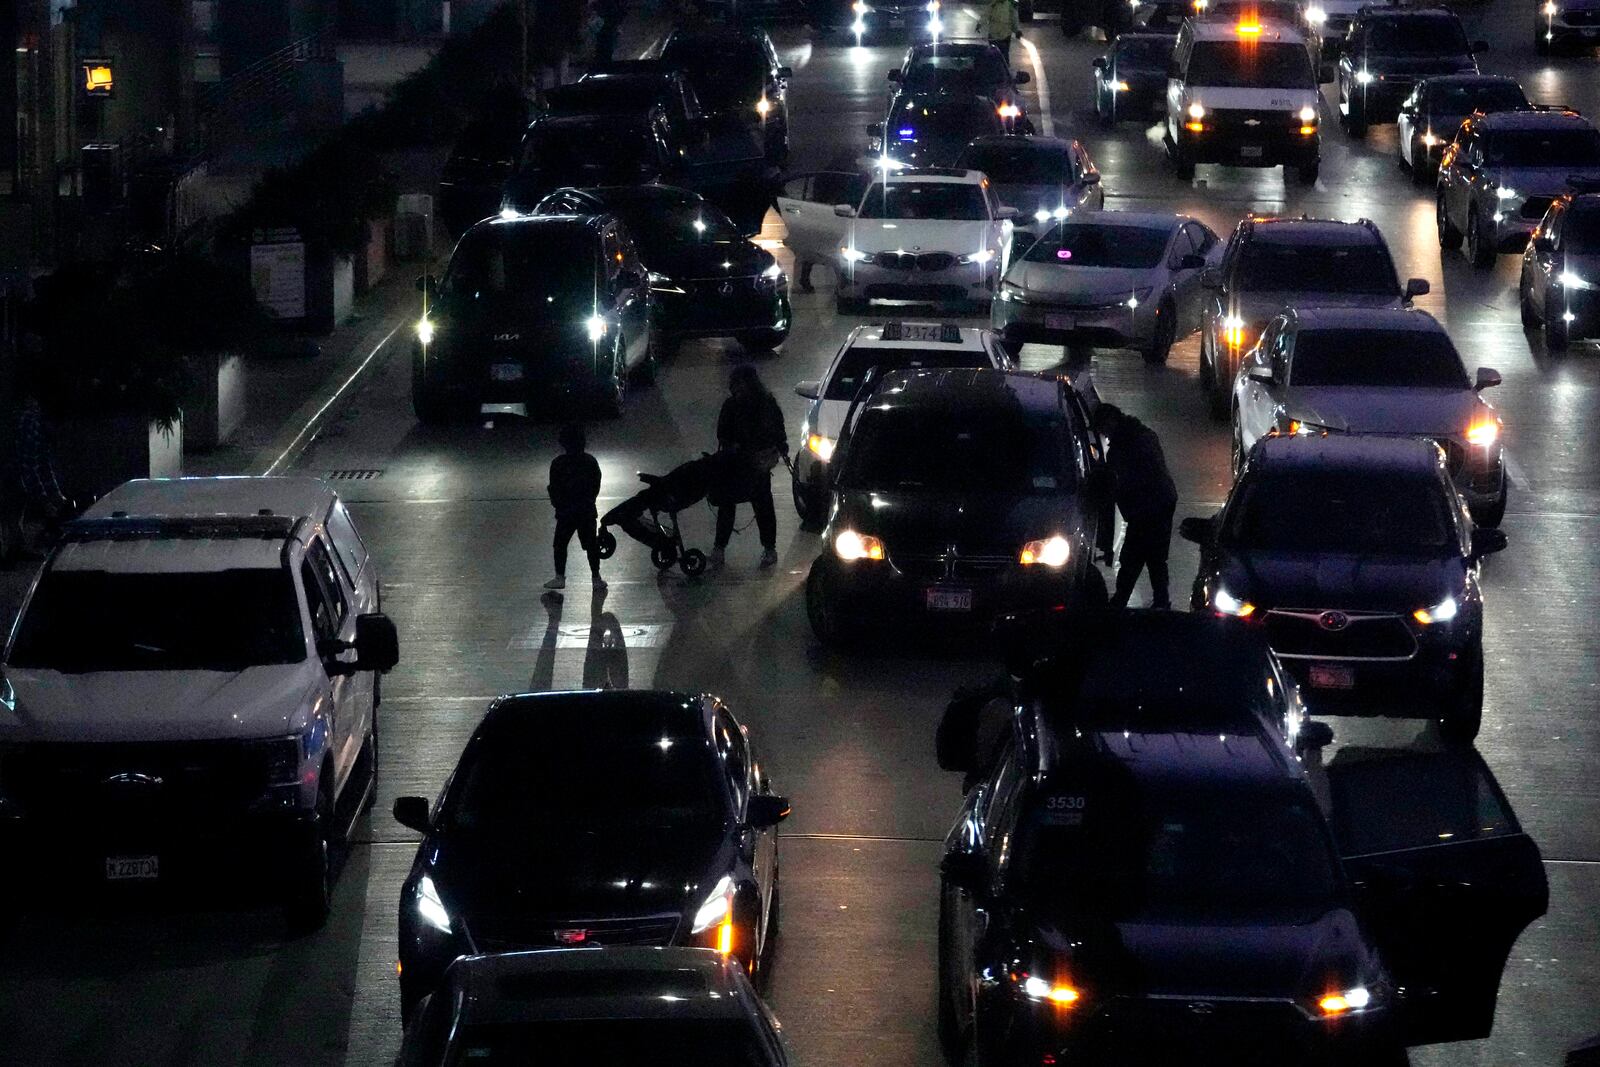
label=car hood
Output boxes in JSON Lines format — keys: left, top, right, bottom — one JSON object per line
{"left": 849, "top": 219, "right": 992, "bottom": 253}
{"left": 838, "top": 488, "right": 1086, "bottom": 558}
{"left": 1493, "top": 165, "right": 1600, "bottom": 198}
{"left": 0, "top": 663, "right": 320, "bottom": 743}
{"left": 646, "top": 239, "right": 772, "bottom": 281}
{"left": 430, "top": 823, "right": 730, "bottom": 924}
{"left": 1231, "top": 290, "right": 1402, "bottom": 325}
{"left": 1007, "top": 261, "right": 1155, "bottom": 300}
{"left": 1218, "top": 550, "right": 1462, "bottom": 611}
{"left": 1285, "top": 387, "right": 1485, "bottom": 437}
{"left": 991, "top": 182, "right": 1081, "bottom": 214}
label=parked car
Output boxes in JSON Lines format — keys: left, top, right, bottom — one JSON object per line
{"left": 1537, "top": 0, "right": 1600, "bottom": 54}
{"left": 411, "top": 214, "right": 657, "bottom": 421}
{"left": 661, "top": 25, "right": 793, "bottom": 163}
{"left": 872, "top": 90, "right": 1006, "bottom": 168}
{"left": 1336, "top": 7, "right": 1483, "bottom": 138}
{"left": 1520, "top": 190, "right": 1600, "bottom": 350}
{"left": 393, "top": 690, "right": 789, "bottom": 1021}
{"left": 954, "top": 135, "right": 1103, "bottom": 231}
{"left": 1395, "top": 75, "right": 1528, "bottom": 184}
{"left": 0, "top": 477, "right": 399, "bottom": 931}
{"left": 1092, "top": 32, "right": 1174, "bottom": 126}
{"left": 888, "top": 40, "right": 1031, "bottom": 132}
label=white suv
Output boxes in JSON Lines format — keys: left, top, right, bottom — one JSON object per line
{"left": 0, "top": 477, "right": 398, "bottom": 931}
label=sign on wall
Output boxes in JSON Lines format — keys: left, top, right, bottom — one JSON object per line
{"left": 250, "top": 230, "right": 306, "bottom": 320}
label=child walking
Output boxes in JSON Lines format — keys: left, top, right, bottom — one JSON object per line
{"left": 546, "top": 423, "right": 605, "bottom": 592}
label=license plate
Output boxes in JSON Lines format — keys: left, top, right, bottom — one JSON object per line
{"left": 106, "top": 855, "right": 159, "bottom": 880}
{"left": 1240, "top": 145, "right": 1264, "bottom": 159}
{"left": 1308, "top": 663, "right": 1355, "bottom": 689}
{"left": 926, "top": 587, "right": 973, "bottom": 612}
{"left": 1046, "top": 313, "right": 1075, "bottom": 331}
{"left": 1585, "top": 27, "right": 1600, "bottom": 37}
{"left": 491, "top": 363, "right": 524, "bottom": 382}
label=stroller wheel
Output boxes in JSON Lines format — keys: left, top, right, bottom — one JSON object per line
{"left": 680, "top": 549, "right": 708, "bottom": 577}
{"left": 596, "top": 529, "right": 618, "bottom": 560}
{"left": 651, "top": 545, "right": 678, "bottom": 570}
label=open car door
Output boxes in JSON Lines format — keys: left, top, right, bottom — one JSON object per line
{"left": 1323, "top": 743, "right": 1548, "bottom": 1047}
{"left": 775, "top": 171, "right": 867, "bottom": 270}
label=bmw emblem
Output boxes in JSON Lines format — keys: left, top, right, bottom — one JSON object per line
{"left": 1318, "top": 610, "right": 1350, "bottom": 632}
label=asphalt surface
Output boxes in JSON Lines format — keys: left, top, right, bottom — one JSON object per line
{"left": 3, "top": 1, "right": 1600, "bottom": 1063}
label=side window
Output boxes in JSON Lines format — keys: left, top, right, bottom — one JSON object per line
{"left": 326, "top": 499, "right": 368, "bottom": 584}
{"left": 1545, "top": 203, "right": 1565, "bottom": 249}
{"left": 1185, "top": 221, "right": 1217, "bottom": 255}
{"left": 1466, "top": 133, "right": 1483, "bottom": 167}
{"left": 1272, "top": 327, "right": 1294, "bottom": 377}
{"left": 780, "top": 174, "right": 813, "bottom": 201}
{"left": 303, "top": 540, "right": 348, "bottom": 642}
{"left": 713, "top": 707, "right": 751, "bottom": 811}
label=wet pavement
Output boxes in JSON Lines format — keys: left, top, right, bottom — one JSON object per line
{"left": 2, "top": 0, "right": 1599, "bottom": 1063}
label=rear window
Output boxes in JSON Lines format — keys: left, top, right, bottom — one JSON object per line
{"left": 1367, "top": 16, "right": 1470, "bottom": 56}
{"left": 1023, "top": 221, "right": 1172, "bottom": 269}
{"left": 1185, "top": 41, "right": 1316, "bottom": 90}
{"left": 8, "top": 569, "right": 306, "bottom": 672}
{"left": 1289, "top": 329, "right": 1469, "bottom": 389}
{"left": 1223, "top": 468, "right": 1457, "bottom": 554}
{"left": 1116, "top": 37, "right": 1175, "bottom": 67}
{"left": 826, "top": 345, "right": 992, "bottom": 400}
{"left": 1235, "top": 238, "right": 1400, "bottom": 295}
{"left": 1483, "top": 128, "right": 1600, "bottom": 167}
{"left": 904, "top": 51, "right": 1009, "bottom": 93}
{"left": 840, "top": 406, "right": 1076, "bottom": 494}
{"left": 958, "top": 143, "right": 1071, "bottom": 185}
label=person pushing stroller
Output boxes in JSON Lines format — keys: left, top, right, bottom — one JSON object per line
{"left": 598, "top": 450, "right": 743, "bottom": 576}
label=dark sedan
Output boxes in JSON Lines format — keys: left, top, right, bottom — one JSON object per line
{"left": 888, "top": 41, "right": 1031, "bottom": 132}
{"left": 392, "top": 690, "right": 789, "bottom": 1022}
{"left": 805, "top": 367, "right": 1109, "bottom": 645}
{"left": 535, "top": 185, "right": 790, "bottom": 353}
{"left": 873, "top": 90, "right": 1005, "bottom": 168}
{"left": 411, "top": 214, "right": 656, "bottom": 421}
{"left": 1093, "top": 33, "right": 1173, "bottom": 126}
{"left": 1181, "top": 434, "right": 1507, "bottom": 742}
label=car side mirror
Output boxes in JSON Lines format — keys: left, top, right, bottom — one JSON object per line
{"left": 1200, "top": 265, "right": 1223, "bottom": 289}
{"left": 1246, "top": 363, "right": 1275, "bottom": 383}
{"left": 1013, "top": 70, "right": 1031, "bottom": 84}
{"left": 834, "top": 203, "right": 856, "bottom": 218}
{"left": 996, "top": 205, "right": 1020, "bottom": 220}
{"left": 747, "top": 794, "right": 791, "bottom": 828}
{"left": 777, "top": 65, "right": 793, "bottom": 79}
{"left": 796, "top": 379, "right": 822, "bottom": 400}
{"left": 1474, "top": 366, "right": 1502, "bottom": 391}
{"left": 1470, "top": 527, "right": 1508, "bottom": 560}
{"left": 941, "top": 851, "right": 990, "bottom": 896}
{"left": 1082, "top": 171, "right": 1101, "bottom": 185}
{"left": 1404, "top": 277, "right": 1430, "bottom": 301}
{"left": 887, "top": 69, "right": 901, "bottom": 82}
{"left": 1178, "top": 252, "right": 1205, "bottom": 270}
{"left": 354, "top": 612, "right": 401, "bottom": 673}
{"left": 393, "top": 796, "right": 431, "bottom": 833}
{"left": 1092, "top": 57, "right": 1108, "bottom": 71}
{"left": 1178, "top": 515, "right": 1216, "bottom": 545}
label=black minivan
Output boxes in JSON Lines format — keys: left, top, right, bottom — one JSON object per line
{"left": 412, "top": 214, "right": 657, "bottom": 421}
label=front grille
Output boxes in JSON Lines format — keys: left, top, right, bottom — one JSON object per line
{"left": 685, "top": 276, "right": 760, "bottom": 297}
{"left": 1021, "top": 292, "right": 1131, "bottom": 313}
{"left": 1209, "top": 109, "right": 1299, "bottom": 135}
{"left": 891, "top": 552, "right": 1013, "bottom": 581}
{"left": 863, "top": 282, "right": 968, "bottom": 303}
{"left": 472, "top": 913, "right": 681, "bottom": 953}
{"left": 3, "top": 741, "right": 274, "bottom": 822}
{"left": 1521, "top": 196, "right": 1554, "bottom": 221}
{"left": 875, "top": 251, "right": 957, "bottom": 272}
{"left": 1080, "top": 995, "right": 1313, "bottom": 1064}
{"left": 1264, "top": 610, "right": 1418, "bottom": 661}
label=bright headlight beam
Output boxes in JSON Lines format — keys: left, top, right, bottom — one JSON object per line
{"left": 691, "top": 874, "right": 735, "bottom": 934}
{"left": 417, "top": 875, "right": 452, "bottom": 934}
{"left": 1213, "top": 586, "right": 1256, "bottom": 618}
{"left": 585, "top": 315, "right": 608, "bottom": 342}
{"left": 1413, "top": 595, "right": 1459, "bottom": 625}
{"left": 415, "top": 319, "right": 434, "bottom": 345}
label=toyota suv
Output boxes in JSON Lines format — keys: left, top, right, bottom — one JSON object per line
{"left": 1198, "top": 215, "right": 1428, "bottom": 419}
{"left": 1336, "top": 7, "right": 1484, "bottom": 138}
{"left": 0, "top": 477, "right": 399, "bottom": 931}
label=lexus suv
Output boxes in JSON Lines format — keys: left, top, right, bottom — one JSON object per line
{"left": 1181, "top": 434, "right": 1508, "bottom": 742}
{"left": 1199, "top": 215, "right": 1428, "bottom": 420}
{"left": 0, "top": 477, "right": 399, "bottom": 930}
{"left": 1337, "top": 7, "right": 1483, "bottom": 138}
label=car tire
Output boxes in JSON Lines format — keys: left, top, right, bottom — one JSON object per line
{"left": 1231, "top": 417, "right": 1247, "bottom": 480}
{"left": 793, "top": 479, "right": 829, "bottom": 530}
{"left": 1471, "top": 472, "right": 1508, "bottom": 529}
{"left": 1295, "top": 159, "right": 1319, "bottom": 185}
{"left": 1467, "top": 209, "right": 1495, "bottom": 269}
{"left": 936, "top": 886, "right": 965, "bottom": 1064}
{"left": 1172, "top": 153, "right": 1196, "bottom": 181}
{"left": 1437, "top": 194, "right": 1463, "bottom": 251}
{"left": 1439, "top": 643, "right": 1484, "bottom": 745}
{"left": 1520, "top": 284, "right": 1539, "bottom": 329}
{"left": 1143, "top": 300, "right": 1177, "bottom": 364}
{"left": 284, "top": 782, "right": 334, "bottom": 935}
{"left": 1408, "top": 138, "right": 1430, "bottom": 185}
{"left": 738, "top": 326, "right": 789, "bottom": 353}
{"left": 1343, "top": 90, "right": 1367, "bottom": 138}
{"left": 805, "top": 564, "right": 849, "bottom": 646}
{"left": 1544, "top": 292, "right": 1570, "bottom": 351}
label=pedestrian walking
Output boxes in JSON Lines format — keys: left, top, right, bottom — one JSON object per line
{"left": 982, "top": 0, "right": 1021, "bottom": 67}
{"left": 1092, "top": 403, "right": 1177, "bottom": 610}
{"left": 0, "top": 373, "right": 69, "bottom": 568}
{"left": 711, "top": 365, "right": 788, "bottom": 569}
{"left": 545, "top": 423, "right": 606, "bottom": 592}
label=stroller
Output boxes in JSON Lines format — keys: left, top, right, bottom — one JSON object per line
{"left": 595, "top": 452, "right": 742, "bottom": 576}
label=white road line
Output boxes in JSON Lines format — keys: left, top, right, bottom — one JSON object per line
{"left": 1019, "top": 34, "right": 1052, "bottom": 137}
{"left": 1504, "top": 448, "right": 1532, "bottom": 491}
{"left": 261, "top": 320, "right": 404, "bottom": 476}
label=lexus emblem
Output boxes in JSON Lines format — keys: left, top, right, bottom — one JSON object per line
{"left": 554, "top": 929, "right": 588, "bottom": 945}
{"left": 103, "top": 771, "right": 163, "bottom": 788}
{"left": 718, "top": 281, "right": 734, "bottom": 296}
{"left": 1318, "top": 610, "right": 1350, "bottom": 632}
{"left": 1187, "top": 1001, "right": 1216, "bottom": 1016}
{"left": 492, "top": 332, "right": 520, "bottom": 341}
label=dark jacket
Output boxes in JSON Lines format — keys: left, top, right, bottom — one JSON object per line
{"left": 717, "top": 388, "right": 788, "bottom": 457}
{"left": 549, "top": 451, "right": 602, "bottom": 519}
{"left": 1105, "top": 414, "right": 1177, "bottom": 522}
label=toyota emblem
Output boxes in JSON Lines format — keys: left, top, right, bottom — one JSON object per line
{"left": 1318, "top": 611, "right": 1350, "bottom": 632}
{"left": 1186, "top": 1001, "right": 1216, "bottom": 1016}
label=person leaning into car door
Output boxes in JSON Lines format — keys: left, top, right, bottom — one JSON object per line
{"left": 1093, "top": 403, "right": 1177, "bottom": 610}
{"left": 712, "top": 365, "right": 788, "bottom": 570}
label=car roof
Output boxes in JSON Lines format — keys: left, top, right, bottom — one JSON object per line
{"left": 1419, "top": 73, "right": 1521, "bottom": 88}
{"left": 446, "top": 948, "right": 755, "bottom": 1025}
{"left": 1472, "top": 108, "right": 1594, "bottom": 132}
{"left": 846, "top": 322, "right": 990, "bottom": 351}
{"left": 870, "top": 367, "right": 1066, "bottom": 414}
{"left": 1285, "top": 305, "right": 1444, "bottom": 332}
{"left": 1249, "top": 432, "right": 1445, "bottom": 478}
{"left": 963, "top": 134, "right": 1072, "bottom": 154}
{"left": 880, "top": 167, "right": 987, "bottom": 185}
{"left": 554, "top": 184, "right": 703, "bottom": 210}
{"left": 482, "top": 689, "right": 714, "bottom": 740}
{"left": 908, "top": 40, "right": 1002, "bottom": 58}
{"left": 468, "top": 213, "right": 608, "bottom": 239}
{"left": 662, "top": 24, "right": 771, "bottom": 50}
{"left": 1188, "top": 18, "right": 1308, "bottom": 43}
{"left": 87, "top": 477, "right": 335, "bottom": 524}
{"left": 1242, "top": 215, "right": 1382, "bottom": 246}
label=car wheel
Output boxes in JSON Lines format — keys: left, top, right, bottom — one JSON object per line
{"left": 1471, "top": 471, "right": 1508, "bottom": 529}
{"left": 793, "top": 479, "right": 829, "bottom": 530}
{"left": 1544, "top": 292, "right": 1570, "bottom": 351}
{"left": 1409, "top": 138, "right": 1430, "bottom": 185}
{"left": 284, "top": 782, "right": 334, "bottom": 935}
{"left": 1467, "top": 209, "right": 1496, "bottom": 269}
{"left": 1343, "top": 90, "right": 1367, "bottom": 138}
{"left": 1295, "top": 158, "right": 1319, "bottom": 185}
{"left": 1437, "top": 194, "right": 1463, "bottom": 251}
{"left": 936, "top": 887, "right": 965, "bottom": 1063}
{"left": 805, "top": 564, "right": 848, "bottom": 646}
{"left": 1142, "top": 299, "right": 1177, "bottom": 364}
{"left": 1520, "top": 283, "right": 1539, "bottom": 329}
{"left": 1172, "top": 153, "right": 1196, "bottom": 181}
{"left": 1231, "top": 417, "right": 1247, "bottom": 479}
{"left": 738, "top": 326, "right": 788, "bottom": 353}
{"left": 1438, "top": 643, "right": 1484, "bottom": 745}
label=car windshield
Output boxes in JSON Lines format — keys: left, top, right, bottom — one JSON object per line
{"left": 889, "top": 101, "right": 1000, "bottom": 143}
{"left": 1116, "top": 38, "right": 1175, "bottom": 67}
{"left": 959, "top": 144, "right": 1071, "bottom": 184}
{"left": 662, "top": 42, "right": 766, "bottom": 107}
{"left": 444, "top": 226, "right": 595, "bottom": 307}
{"left": 904, "top": 52, "right": 1009, "bottom": 93}
{"left": 1207, "top": 1, "right": 1303, "bottom": 24}
{"left": 1223, "top": 469, "right": 1457, "bottom": 554}
{"left": 857, "top": 181, "right": 989, "bottom": 220}
{"left": 1483, "top": 128, "right": 1600, "bottom": 167}
{"left": 1564, "top": 206, "right": 1600, "bottom": 253}
{"left": 1432, "top": 82, "right": 1527, "bottom": 117}
{"left": 1022, "top": 221, "right": 1171, "bottom": 269}
{"left": 1236, "top": 240, "right": 1399, "bottom": 294}
{"left": 446, "top": 1020, "right": 768, "bottom": 1065}
{"left": 8, "top": 568, "right": 305, "bottom": 672}
{"left": 443, "top": 724, "right": 725, "bottom": 834}
{"left": 826, "top": 346, "right": 993, "bottom": 400}
{"left": 522, "top": 121, "right": 655, "bottom": 179}
{"left": 615, "top": 201, "right": 743, "bottom": 252}
{"left": 841, "top": 405, "right": 1076, "bottom": 494}
{"left": 1185, "top": 42, "right": 1316, "bottom": 90}
{"left": 1289, "top": 329, "right": 1469, "bottom": 388}
{"left": 1367, "top": 17, "right": 1470, "bottom": 55}
{"left": 1014, "top": 777, "right": 1342, "bottom": 924}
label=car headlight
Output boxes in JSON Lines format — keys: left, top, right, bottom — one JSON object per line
{"left": 416, "top": 874, "right": 452, "bottom": 934}
{"left": 690, "top": 873, "right": 735, "bottom": 934}
{"left": 585, "top": 315, "right": 608, "bottom": 342}
{"left": 1020, "top": 973, "right": 1082, "bottom": 1006}
{"left": 1466, "top": 418, "right": 1500, "bottom": 447}
{"left": 1222, "top": 314, "right": 1248, "bottom": 348}
{"left": 1306, "top": 4, "right": 1326, "bottom": 23}
{"left": 648, "top": 271, "right": 685, "bottom": 294}
{"left": 1355, "top": 69, "right": 1374, "bottom": 85}
{"left": 998, "top": 102, "right": 1022, "bottom": 120}
{"left": 1495, "top": 186, "right": 1520, "bottom": 200}
{"left": 1422, "top": 131, "right": 1438, "bottom": 147}
{"left": 1019, "top": 535, "right": 1071, "bottom": 567}
{"left": 959, "top": 248, "right": 996, "bottom": 265}
{"left": 854, "top": 0, "right": 869, "bottom": 9}
{"left": 1034, "top": 205, "right": 1070, "bottom": 223}
{"left": 1559, "top": 270, "right": 1594, "bottom": 290}
{"left": 1298, "top": 106, "right": 1317, "bottom": 123}
{"left": 1317, "top": 985, "right": 1375, "bottom": 1016}
{"left": 1187, "top": 102, "right": 1206, "bottom": 120}
{"left": 1115, "top": 80, "right": 1130, "bottom": 92}
{"left": 416, "top": 318, "right": 435, "bottom": 345}
{"left": 1413, "top": 595, "right": 1459, "bottom": 625}
{"left": 840, "top": 246, "right": 873, "bottom": 264}
{"left": 1124, "top": 286, "right": 1153, "bottom": 310}
{"left": 1212, "top": 585, "right": 1257, "bottom": 618}
{"left": 756, "top": 96, "right": 773, "bottom": 118}
{"left": 806, "top": 433, "right": 836, "bottom": 461}
{"left": 1544, "top": 1, "right": 1558, "bottom": 14}
{"left": 252, "top": 735, "right": 302, "bottom": 786}
{"left": 835, "top": 529, "right": 885, "bottom": 561}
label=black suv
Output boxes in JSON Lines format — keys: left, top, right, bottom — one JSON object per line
{"left": 873, "top": 90, "right": 1006, "bottom": 168}
{"left": 935, "top": 610, "right": 1548, "bottom": 1065}
{"left": 1337, "top": 7, "right": 1485, "bottom": 138}
{"left": 412, "top": 214, "right": 656, "bottom": 421}
{"left": 535, "top": 185, "right": 790, "bottom": 353}
{"left": 1198, "top": 215, "right": 1428, "bottom": 419}
{"left": 1181, "top": 434, "right": 1507, "bottom": 742}
{"left": 660, "top": 25, "right": 792, "bottom": 163}
{"left": 437, "top": 91, "right": 539, "bottom": 238}
{"left": 804, "top": 367, "right": 1108, "bottom": 644}
{"left": 1520, "top": 190, "right": 1600, "bottom": 350}
{"left": 889, "top": 41, "right": 1031, "bottom": 130}
{"left": 1092, "top": 33, "right": 1172, "bottom": 126}
{"left": 393, "top": 690, "right": 790, "bottom": 1022}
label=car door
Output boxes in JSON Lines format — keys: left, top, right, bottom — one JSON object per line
{"left": 1073, "top": 143, "right": 1104, "bottom": 210}
{"left": 1445, "top": 129, "right": 1482, "bottom": 232}
{"left": 611, "top": 224, "right": 650, "bottom": 368}
{"left": 714, "top": 704, "right": 774, "bottom": 952}
{"left": 301, "top": 538, "right": 363, "bottom": 797}
{"left": 776, "top": 171, "right": 865, "bottom": 268}
{"left": 1322, "top": 745, "right": 1548, "bottom": 1046}
{"left": 1525, "top": 199, "right": 1562, "bottom": 311}
{"left": 1169, "top": 221, "right": 1211, "bottom": 324}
